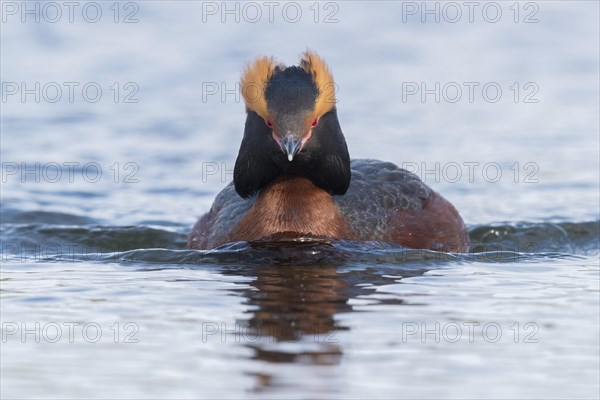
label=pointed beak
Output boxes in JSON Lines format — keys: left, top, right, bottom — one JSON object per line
{"left": 279, "top": 132, "right": 303, "bottom": 162}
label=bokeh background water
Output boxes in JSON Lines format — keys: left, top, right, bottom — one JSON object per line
{"left": 1, "top": 1, "right": 599, "bottom": 399}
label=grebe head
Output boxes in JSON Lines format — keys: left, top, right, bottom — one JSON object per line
{"left": 234, "top": 51, "right": 350, "bottom": 198}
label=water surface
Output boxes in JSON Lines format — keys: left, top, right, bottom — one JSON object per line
{"left": 1, "top": 1, "right": 599, "bottom": 398}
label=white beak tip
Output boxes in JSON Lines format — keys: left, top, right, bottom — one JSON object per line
{"left": 288, "top": 154, "right": 294, "bottom": 162}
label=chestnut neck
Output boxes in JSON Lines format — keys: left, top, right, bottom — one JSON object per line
{"left": 230, "top": 176, "right": 351, "bottom": 241}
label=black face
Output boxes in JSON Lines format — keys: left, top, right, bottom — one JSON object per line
{"left": 233, "top": 67, "right": 351, "bottom": 198}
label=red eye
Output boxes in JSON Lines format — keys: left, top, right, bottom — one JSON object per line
{"left": 311, "top": 119, "right": 318, "bottom": 127}
{"left": 266, "top": 120, "right": 273, "bottom": 128}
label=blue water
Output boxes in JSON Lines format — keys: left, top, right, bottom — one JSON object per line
{"left": 1, "top": 1, "right": 599, "bottom": 398}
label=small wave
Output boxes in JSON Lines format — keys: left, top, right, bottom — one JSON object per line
{"left": 1, "top": 210, "right": 598, "bottom": 266}
{"left": 0, "top": 209, "right": 98, "bottom": 225}
{"left": 1, "top": 236, "right": 585, "bottom": 268}
{"left": 469, "top": 220, "right": 599, "bottom": 255}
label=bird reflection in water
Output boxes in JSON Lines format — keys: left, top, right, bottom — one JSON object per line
{"left": 218, "top": 239, "right": 432, "bottom": 392}
{"left": 240, "top": 263, "right": 349, "bottom": 365}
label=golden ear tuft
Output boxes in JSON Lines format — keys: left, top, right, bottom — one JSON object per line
{"left": 299, "top": 51, "right": 336, "bottom": 117}
{"left": 240, "top": 56, "right": 279, "bottom": 120}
